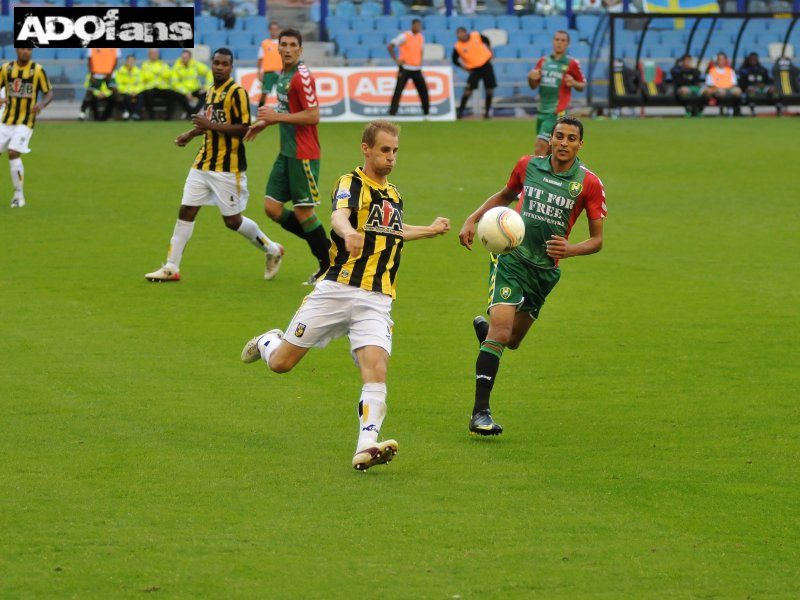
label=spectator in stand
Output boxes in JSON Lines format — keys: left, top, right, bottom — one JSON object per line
{"left": 671, "top": 54, "right": 705, "bottom": 117}
{"left": 171, "top": 50, "right": 212, "bottom": 117}
{"left": 257, "top": 21, "right": 282, "bottom": 108}
{"left": 387, "top": 18, "right": 430, "bottom": 117}
{"left": 738, "top": 52, "right": 777, "bottom": 116}
{"left": 82, "top": 74, "right": 117, "bottom": 121}
{"left": 79, "top": 48, "right": 120, "bottom": 121}
{"left": 211, "top": 0, "right": 236, "bottom": 29}
{"left": 452, "top": 27, "right": 496, "bottom": 120}
{"left": 116, "top": 54, "right": 143, "bottom": 120}
{"left": 140, "top": 49, "right": 176, "bottom": 120}
{"left": 702, "top": 52, "right": 742, "bottom": 116}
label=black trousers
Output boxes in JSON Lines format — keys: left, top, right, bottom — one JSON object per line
{"left": 389, "top": 67, "right": 430, "bottom": 115}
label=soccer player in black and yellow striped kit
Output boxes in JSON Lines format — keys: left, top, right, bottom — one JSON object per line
{"left": 241, "top": 120, "right": 451, "bottom": 472}
{"left": 0, "top": 48, "right": 52, "bottom": 208}
{"left": 145, "top": 49, "right": 283, "bottom": 282}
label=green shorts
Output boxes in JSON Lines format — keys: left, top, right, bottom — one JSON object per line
{"left": 261, "top": 71, "right": 279, "bottom": 95}
{"left": 265, "top": 154, "right": 321, "bottom": 207}
{"left": 536, "top": 109, "right": 567, "bottom": 143}
{"left": 487, "top": 253, "right": 560, "bottom": 319}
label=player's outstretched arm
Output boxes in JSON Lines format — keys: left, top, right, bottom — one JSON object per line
{"left": 458, "top": 186, "right": 518, "bottom": 251}
{"left": 331, "top": 208, "right": 364, "bottom": 257}
{"left": 402, "top": 217, "right": 450, "bottom": 241}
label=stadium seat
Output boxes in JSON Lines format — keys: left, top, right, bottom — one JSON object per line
{"left": 493, "top": 45, "right": 519, "bottom": 59}
{"left": 360, "top": 1, "right": 382, "bottom": 16}
{"left": 360, "top": 31, "right": 386, "bottom": 46}
{"left": 326, "top": 15, "right": 352, "bottom": 33}
{"left": 202, "top": 31, "right": 229, "bottom": 48}
{"left": 483, "top": 28, "right": 509, "bottom": 47}
{"left": 542, "top": 15, "right": 567, "bottom": 30}
{"left": 33, "top": 48, "right": 58, "bottom": 60}
{"left": 473, "top": 15, "right": 497, "bottom": 31}
{"left": 519, "top": 14, "right": 547, "bottom": 34}
{"left": 493, "top": 85, "right": 517, "bottom": 98}
{"left": 422, "top": 43, "right": 446, "bottom": 61}
{"left": 391, "top": 0, "right": 408, "bottom": 16}
{"left": 195, "top": 15, "right": 220, "bottom": 33}
{"left": 335, "top": 1, "right": 357, "bottom": 17}
{"left": 448, "top": 16, "right": 473, "bottom": 31}
{"left": 55, "top": 48, "right": 85, "bottom": 61}
{"left": 233, "top": 45, "right": 259, "bottom": 61}
{"left": 425, "top": 15, "right": 449, "bottom": 33}
{"left": 503, "top": 62, "right": 532, "bottom": 81}
{"left": 241, "top": 16, "right": 265, "bottom": 31}
{"left": 495, "top": 15, "right": 521, "bottom": 33}
{"left": 373, "top": 16, "right": 400, "bottom": 35}
{"left": 161, "top": 48, "right": 183, "bottom": 62}
{"left": 344, "top": 46, "right": 371, "bottom": 60}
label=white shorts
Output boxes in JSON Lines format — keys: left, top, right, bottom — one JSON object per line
{"left": 0, "top": 123, "right": 33, "bottom": 154}
{"left": 180, "top": 168, "right": 249, "bottom": 217}
{"left": 284, "top": 280, "right": 394, "bottom": 358}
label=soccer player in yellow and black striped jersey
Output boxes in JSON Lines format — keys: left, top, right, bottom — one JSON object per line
{"left": 145, "top": 49, "right": 284, "bottom": 283}
{"left": 0, "top": 48, "right": 52, "bottom": 208}
{"left": 241, "top": 120, "right": 450, "bottom": 472}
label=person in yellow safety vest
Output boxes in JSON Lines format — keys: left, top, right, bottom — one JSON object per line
{"left": 171, "top": 49, "right": 212, "bottom": 117}
{"left": 82, "top": 72, "right": 116, "bottom": 121}
{"left": 452, "top": 27, "right": 496, "bottom": 120}
{"left": 140, "top": 48, "right": 177, "bottom": 120}
{"left": 80, "top": 48, "right": 120, "bottom": 120}
{"left": 257, "top": 21, "right": 282, "bottom": 107}
{"left": 387, "top": 18, "right": 430, "bottom": 117}
{"left": 702, "top": 52, "right": 743, "bottom": 116}
{"left": 115, "top": 54, "right": 143, "bottom": 120}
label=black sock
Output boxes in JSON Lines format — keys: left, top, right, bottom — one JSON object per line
{"left": 473, "top": 341, "right": 504, "bottom": 415}
{"left": 484, "top": 92, "right": 493, "bottom": 117}
{"left": 278, "top": 208, "right": 306, "bottom": 238}
{"left": 459, "top": 94, "right": 469, "bottom": 115}
{"left": 304, "top": 224, "right": 331, "bottom": 270}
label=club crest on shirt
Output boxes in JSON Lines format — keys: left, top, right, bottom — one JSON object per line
{"left": 569, "top": 181, "right": 582, "bottom": 198}
{"left": 500, "top": 287, "right": 512, "bottom": 300}
{"left": 295, "top": 322, "right": 306, "bottom": 338}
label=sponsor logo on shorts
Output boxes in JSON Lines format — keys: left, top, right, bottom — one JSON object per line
{"left": 500, "top": 287, "right": 512, "bottom": 300}
{"left": 295, "top": 323, "right": 306, "bottom": 337}
{"left": 569, "top": 181, "right": 582, "bottom": 198}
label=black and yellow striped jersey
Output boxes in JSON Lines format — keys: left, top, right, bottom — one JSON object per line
{"left": 324, "top": 167, "right": 404, "bottom": 298}
{"left": 0, "top": 60, "right": 51, "bottom": 128}
{"left": 192, "top": 79, "right": 250, "bottom": 173}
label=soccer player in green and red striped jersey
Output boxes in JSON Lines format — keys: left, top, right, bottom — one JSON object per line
{"left": 246, "top": 27, "right": 329, "bottom": 285}
{"left": 528, "top": 31, "right": 586, "bottom": 157}
{"left": 458, "top": 117, "right": 606, "bottom": 436}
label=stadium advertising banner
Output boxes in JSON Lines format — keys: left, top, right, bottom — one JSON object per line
{"left": 236, "top": 66, "right": 456, "bottom": 121}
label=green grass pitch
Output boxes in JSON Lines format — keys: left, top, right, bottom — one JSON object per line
{"left": 1, "top": 117, "right": 798, "bottom": 598}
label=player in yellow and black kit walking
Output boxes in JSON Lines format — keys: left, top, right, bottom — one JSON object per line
{"left": 145, "top": 48, "right": 284, "bottom": 282}
{"left": 241, "top": 120, "right": 450, "bottom": 472}
{"left": 0, "top": 48, "right": 52, "bottom": 208}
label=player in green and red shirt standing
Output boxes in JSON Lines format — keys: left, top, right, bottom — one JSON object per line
{"left": 458, "top": 117, "right": 607, "bottom": 436}
{"left": 246, "top": 28, "right": 329, "bottom": 285}
{"left": 528, "top": 31, "right": 586, "bottom": 157}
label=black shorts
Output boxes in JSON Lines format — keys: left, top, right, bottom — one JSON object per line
{"left": 467, "top": 62, "right": 497, "bottom": 90}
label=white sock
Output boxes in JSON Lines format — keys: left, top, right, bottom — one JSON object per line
{"left": 9, "top": 158, "right": 24, "bottom": 199}
{"left": 356, "top": 383, "right": 387, "bottom": 452}
{"left": 258, "top": 333, "right": 283, "bottom": 369}
{"left": 166, "top": 219, "right": 195, "bottom": 270}
{"left": 236, "top": 216, "right": 279, "bottom": 254}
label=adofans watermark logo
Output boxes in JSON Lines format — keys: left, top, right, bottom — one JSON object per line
{"left": 14, "top": 7, "right": 194, "bottom": 48}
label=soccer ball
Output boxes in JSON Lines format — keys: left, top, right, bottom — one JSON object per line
{"left": 476, "top": 207, "right": 525, "bottom": 254}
